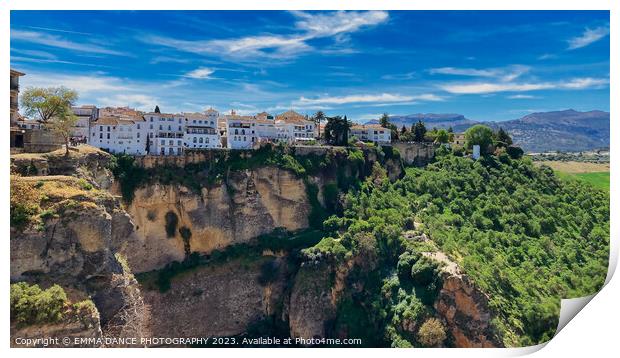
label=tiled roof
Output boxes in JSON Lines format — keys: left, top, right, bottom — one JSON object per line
{"left": 94, "top": 117, "right": 119, "bottom": 125}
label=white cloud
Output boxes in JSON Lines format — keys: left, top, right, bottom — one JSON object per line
{"left": 441, "top": 76, "right": 608, "bottom": 95}
{"left": 11, "top": 29, "right": 128, "bottom": 56}
{"left": 140, "top": 11, "right": 389, "bottom": 62}
{"left": 291, "top": 10, "right": 389, "bottom": 38}
{"left": 567, "top": 26, "right": 610, "bottom": 50}
{"left": 429, "top": 65, "right": 530, "bottom": 82}
{"left": 507, "top": 94, "right": 537, "bottom": 99}
{"left": 297, "top": 93, "right": 442, "bottom": 105}
{"left": 381, "top": 71, "right": 416, "bottom": 80}
{"left": 185, "top": 67, "right": 215, "bottom": 79}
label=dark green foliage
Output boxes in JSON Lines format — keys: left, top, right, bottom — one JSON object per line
{"left": 413, "top": 120, "right": 427, "bottom": 142}
{"left": 465, "top": 124, "right": 494, "bottom": 153}
{"left": 507, "top": 145, "right": 524, "bottom": 159}
{"left": 11, "top": 282, "right": 68, "bottom": 326}
{"left": 164, "top": 211, "right": 178, "bottom": 238}
{"left": 494, "top": 127, "right": 513, "bottom": 148}
{"left": 108, "top": 153, "right": 147, "bottom": 203}
{"left": 324, "top": 116, "right": 351, "bottom": 146}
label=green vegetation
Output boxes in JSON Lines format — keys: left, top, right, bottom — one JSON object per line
{"left": 10, "top": 282, "right": 68, "bottom": 326}
{"left": 573, "top": 172, "right": 609, "bottom": 191}
{"left": 303, "top": 150, "right": 608, "bottom": 347}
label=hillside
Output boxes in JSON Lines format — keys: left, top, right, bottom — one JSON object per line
{"left": 365, "top": 109, "right": 610, "bottom": 153}
{"left": 10, "top": 145, "right": 609, "bottom": 347}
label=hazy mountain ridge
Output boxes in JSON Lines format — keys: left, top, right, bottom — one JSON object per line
{"left": 365, "top": 109, "right": 610, "bottom": 152}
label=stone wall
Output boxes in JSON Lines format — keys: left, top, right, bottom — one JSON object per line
{"left": 23, "top": 128, "right": 63, "bottom": 153}
{"left": 392, "top": 142, "right": 436, "bottom": 166}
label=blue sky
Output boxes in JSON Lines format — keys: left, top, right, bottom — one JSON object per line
{"left": 10, "top": 10, "right": 609, "bottom": 122}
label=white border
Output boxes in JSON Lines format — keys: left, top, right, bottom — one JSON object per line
{"left": 2, "top": 1, "right": 617, "bottom": 357}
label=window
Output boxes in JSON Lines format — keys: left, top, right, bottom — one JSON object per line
{"left": 168, "top": 125, "right": 171, "bottom": 131}
{"left": 150, "top": 124, "right": 153, "bottom": 129}
{"left": 193, "top": 137, "right": 197, "bottom": 143}
{"left": 137, "top": 124, "right": 141, "bottom": 129}
{"left": 235, "top": 129, "right": 238, "bottom": 135}
{"left": 242, "top": 129, "right": 245, "bottom": 135}
{"left": 137, "top": 132, "right": 140, "bottom": 138}
{"left": 169, "top": 140, "right": 173, "bottom": 145}
{"left": 107, "top": 133, "right": 110, "bottom": 139}
{"left": 99, "top": 133, "right": 103, "bottom": 139}
{"left": 178, "top": 126, "right": 182, "bottom": 131}
{"left": 150, "top": 117, "right": 153, "bottom": 121}
{"left": 159, "top": 125, "right": 163, "bottom": 130}
{"left": 177, "top": 140, "right": 181, "bottom": 146}
{"left": 199, "top": 138, "right": 203, "bottom": 143}
{"left": 99, "top": 126, "right": 103, "bottom": 132}
{"left": 107, "top": 126, "right": 110, "bottom": 132}
{"left": 161, "top": 140, "right": 165, "bottom": 145}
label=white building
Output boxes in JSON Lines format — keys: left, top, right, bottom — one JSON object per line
{"left": 275, "top": 110, "right": 316, "bottom": 142}
{"left": 350, "top": 124, "right": 391, "bottom": 144}
{"left": 224, "top": 111, "right": 257, "bottom": 149}
{"left": 71, "top": 105, "right": 98, "bottom": 143}
{"left": 183, "top": 112, "right": 222, "bottom": 149}
{"left": 90, "top": 116, "right": 148, "bottom": 155}
{"left": 145, "top": 112, "right": 185, "bottom": 156}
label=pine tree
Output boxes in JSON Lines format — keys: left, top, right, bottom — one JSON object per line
{"left": 154, "top": 105, "right": 161, "bottom": 113}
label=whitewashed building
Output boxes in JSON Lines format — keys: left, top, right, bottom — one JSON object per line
{"left": 145, "top": 112, "right": 185, "bottom": 156}
{"left": 224, "top": 111, "right": 257, "bottom": 149}
{"left": 71, "top": 105, "right": 98, "bottom": 143}
{"left": 350, "top": 124, "right": 391, "bottom": 144}
{"left": 90, "top": 116, "right": 148, "bottom": 155}
{"left": 275, "top": 110, "right": 316, "bottom": 142}
{"left": 184, "top": 112, "right": 222, "bottom": 149}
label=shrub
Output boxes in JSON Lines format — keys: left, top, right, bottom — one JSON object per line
{"left": 410, "top": 257, "right": 438, "bottom": 285}
{"left": 507, "top": 146, "right": 524, "bottom": 159}
{"left": 11, "top": 282, "right": 68, "bottom": 326}
{"left": 417, "top": 318, "right": 446, "bottom": 347}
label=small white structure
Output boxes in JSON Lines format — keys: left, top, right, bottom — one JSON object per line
{"left": 224, "top": 111, "right": 257, "bottom": 149}
{"left": 90, "top": 116, "right": 147, "bottom": 155}
{"left": 350, "top": 124, "right": 391, "bottom": 144}
{"left": 146, "top": 112, "right": 185, "bottom": 156}
{"left": 275, "top": 110, "right": 316, "bottom": 142}
{"left": 472, "top": 144, "right": 481, "bottom": 160}
{"left": 183, "top": 112, "right": 221, "bottom": 149}
{"left": 71, "top": 105, "right": 99, "bottom": 143}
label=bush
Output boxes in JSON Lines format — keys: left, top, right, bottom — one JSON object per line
{"left": 417, "top": 318, "right": 446, "bottom": 347}
{"left": 11, "top": 282, "right": 68, "bottom": 326}
{"left": 507, "top": 146, "right": 524, "bottom": 159}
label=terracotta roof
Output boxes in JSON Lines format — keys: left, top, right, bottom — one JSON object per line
{"left": 351, "top": 124, "right": 386, "bottom": 131}
{"left": 94, "top": 117, "right": 119, "bottom": 125}
{"left": 11, "top": 69, "right": 25, "bottom": 76}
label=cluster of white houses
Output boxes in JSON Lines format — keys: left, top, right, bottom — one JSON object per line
{"left": 16, "top": 104, "right": 392, "bottom": 156}
{"left": 10, "top": 68, "right": 392, "bottom": 155}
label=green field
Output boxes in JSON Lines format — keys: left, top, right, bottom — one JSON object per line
{"left": 573, "top": 172, "right": 610, "bottom": 191}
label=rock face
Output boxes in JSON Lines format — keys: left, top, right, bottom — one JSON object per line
{"left": 11, "top": 308, "right": 102, "bottom": 348}
{"left": 142, "top": 255, "right": 289, "bottom": 340}
{"left": 10, "top": 146, "right": 115, "bottom": 190}
{"left": 392, "top": 142, "right": 436, "bottom": 166}
{"left": 288, "top": 262, "right": 337, "bottom": 340}
{"left": 426, "top": 252, "right": 502, "bottom": 348}
{"left": 121, "top": 166, "right": 311, "bottom": 273}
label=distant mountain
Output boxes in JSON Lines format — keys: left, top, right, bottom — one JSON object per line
{"left": 364, "top": 109, "right": 609, "bottom": 152}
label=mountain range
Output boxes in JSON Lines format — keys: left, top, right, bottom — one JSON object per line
{"left": 365, "top": 109, "right": 610, "bottom": 153}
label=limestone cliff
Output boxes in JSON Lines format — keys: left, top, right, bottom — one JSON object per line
{"left": 142, "top": 255, "right": 289, "bottom": 341}
{"left": 120, "top": 166, "right": 311, "bottom": 273}
{"left": 425, "top": 251, "right": 502, "bottom": 348}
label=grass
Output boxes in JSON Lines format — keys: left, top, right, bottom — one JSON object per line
{"left": 573, "top": 172, "right": 610, "bottom": 191}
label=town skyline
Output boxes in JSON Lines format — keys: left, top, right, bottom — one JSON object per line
{"left": 10, "top": 10, "right": 610, "bottom": 123}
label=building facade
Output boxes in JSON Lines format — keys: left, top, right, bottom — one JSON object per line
{"left": 224, "top": 111, "right": 257, "bottom": 149}
{"left": 10, "top": 69, "right": 25, "bottom": 126}
{"left": 184, "top": 112, "right": 222, "bottom": 149}
{"left": 71, "top": 105, "right": 99, "bottom": 143}
{"left": 350, "top": 124, "right": 391, "bottom": 144}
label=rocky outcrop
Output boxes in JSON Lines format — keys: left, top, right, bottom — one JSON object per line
{"left": 11, "top": 307, "right": 102, "bottom": 348}
{"left": 392, "top": 142, "right": 435, "bottom": 166}
{"left": 10, "top": 146, "right": 115, "bottom": 190}
{"left": 142, "top": 255, "right": 289, "bottom": 340}
{"left": 120, "top": 166, "right": 311, "bottom": 273}
{"left": 288, "top": 262, "right": 337, "bottom": 340}
{"left": 426, "top": 251, "right": 502, "bottom": 348}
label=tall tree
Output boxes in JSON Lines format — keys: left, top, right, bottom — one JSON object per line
{"left": 145, "top": 136, "right": 151, "bottom": 155}
{"left": 154, "top": 105, "right": 161, "bottom": 113}
{"left": 48, "top": 109, "right": 78, "bottom": 156}
{"left": 465, "top": 124, "right": 494, "bottom": 153}
{"left": 21, "top": 87, "right": 78, "bottom": 122}
{"left": 314, "top": 110, "right": 326, "bottom": 138}
{"left": 494, "top": 127, "right": 513, "bottom": 148}
{"left": 434, "top": 128, "right": 450, "bottom": 144}
{"left": 413, "top": 120, "right": 427, "bottom": 142}
{"left": 379, "top": 113, "right": 390, "bottom": 128}
{"left": 324, "top": 116, "right": 351, "bottom": 146}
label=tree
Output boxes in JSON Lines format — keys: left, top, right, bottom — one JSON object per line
{"left": 434, "top": 128, "right": 450, "bottom": 144}
{"left": 145, "top": 136, "right": 151, "bottom": 155}
{"left": 48, "top": 109, "right": 78, "bottom": 156}
{"left": 314, "top": 111, "right": 326, "bottom": 138}
{"left": 464, "top": 124, "right": 494, "bottom": 153}
{"left": 379, "top": 113, "right": 391, "bottom": 128}
{"left": 324, "top": 116, "right": 351, "bottom": 146}
{"left": 401, "top": 125, "right": 408, "bottom": 135}
{"left": 413, "top": 120, "right": 427, "bottom": 142}
{"left": 417, "top": 318, "right": 446, "bottom": 347}
{"left": 494, "top": 127, "right": 513, "bottom": 148}
{"left": 21, "top": 87, "right": 78, "bottom": 122}
{"left": 154, "top": 105, "right": 161, "bottom": 113}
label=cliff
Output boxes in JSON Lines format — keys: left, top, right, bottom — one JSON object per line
{"left": 120, "top": 167, "right": 311, "bottom": 273}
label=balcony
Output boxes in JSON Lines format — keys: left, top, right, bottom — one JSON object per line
{"left": 10, "top": 83, "right": 19, "bottom": 91}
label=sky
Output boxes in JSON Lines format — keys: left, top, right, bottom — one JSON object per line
{"left": 10, "top": 10, "right": 610, "bottom": 123}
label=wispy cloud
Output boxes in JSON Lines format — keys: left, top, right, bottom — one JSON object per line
{"left": 25, "top": 26, "right": 93, "bottom": 36}
{"left": 381, "top": 71, "right": 416, "bottom": 80}
{"left": 507, "top": 94, "right": 538, "bottom": 99}
{"left": 429, "top": 65, "right": 530, "bottom": 82}
{"left": 184, "top": 67, "right": 215, "bottom": 79}
{"left": 567, "top": 26, "right": 609, "bottom": 50}
{"left": 11, "top": 29, "right": 128, "bottom": 56}
{"left": 139, "top": 11, "right": 389, "bottom": 63}
{"left": 441, "top": 77, "right": 608, "bottom": 94}
{"left": 296, "top": 93, "right": 442, "bottom": 106}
